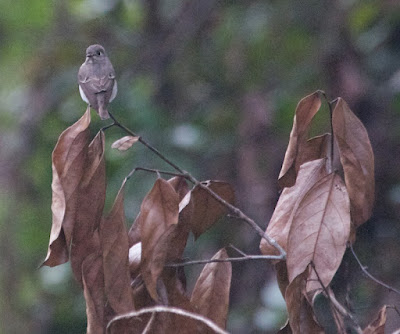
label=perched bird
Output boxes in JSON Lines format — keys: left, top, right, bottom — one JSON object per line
{"left": 78, "top": 44, "right": 117, "bottom": 120}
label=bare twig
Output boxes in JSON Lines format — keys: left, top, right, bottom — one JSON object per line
{"left": 106, "top": 306, "right": 229, "bottom": 334}
{"left": 166, "top": 254, "right": 284, "bottom": 268}
{"left": 350, "top": 243, "right": 400, "bottom": 295}
{"left": 141, "top": 312, "right": 156, "bottom": 334}
{"left": 228, "top": 244, "right": 247, "bottom": 257}
{"left": 107, "top": 112, "right": 286, "bottom": 259}
{"left": 127, "top": 167, "right": 190, "bottom": 180}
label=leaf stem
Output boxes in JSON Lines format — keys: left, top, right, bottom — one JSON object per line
{"left": 319, "top": 91, "right": 335, "bottom": 173}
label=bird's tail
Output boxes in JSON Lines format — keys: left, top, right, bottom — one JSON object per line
{"left": 98, "top": 104, "right": 110, "bottom": 120}
{"left": 97, "top": 94, "right": 110, "bottom": 120}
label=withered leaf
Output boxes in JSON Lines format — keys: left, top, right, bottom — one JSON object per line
{"left": 82, "top": 246, "right": 105, "bottom": 334}
{"left": 332, "top": 98, "right": 375, "bottom": 228}
{"left": 128, "top": 212, "right": 142, "bottom": 247}
{"left": 363, "top": 305, "right": 386, "bottom": 334}
{"left": 140, "top": 178, "right": 180, "bottom": 301}
{"left": 111, "top": 135, "right": 139, "bottom": 151}
{"left": 43, "top": 107, "right": 91, "bottom": 267}
{"left": 260, "top": 158, "right": 328, "bottom": 257}
{"left": 166, "top": 176, "right": 193, "bottom": 262}
{"left": 191, "top": 248, "right": 232, "bottom": 331}
{"left": 285, "top": 268, "right": 324, "bottom": 334}
{"left": 186, "top": 181, "right": 235, "bottom": 240}
{"left": 278, "top": 91, "right": 322, "bottom": 188}
{"left": 70, "top": 130, "right": 107, "bottom": 284}
{"left": 100, "top": 178, "right": 134, "bottom": 315}
{"left": 275, "top": 261, "right": 290, "bottom": 298}
{"left": 300, "top": 133, "right": 331, "bottom": 167}
{"left": 287, "top": 172, "right": 351, "bottom": 294}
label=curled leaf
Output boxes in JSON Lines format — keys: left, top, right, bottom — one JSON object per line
{"left": 279, "top": 91, "right": 322, "bottom": 188}
{"left": 363, "top": 305, "right": 386, "bottom": 334}
{"left": 70, "top": 130, "right": 106, "bottom": 284}
{"left": 332, "top": 98, "right": 374, "bottom": 228}
{"left": 82, "top": 249, "right": 105, "bottom": 334}
{"left": 285, "top": 268, "right": 324, "bottom": 334}
{"left": 140, "top": 178, "right": 180, "bottom": 301}
{"left": 188, "top": 181, "right": 235, "bottom": 239}
{"left": 111, "top": 135, "right": 139, "bottom": 151}
{"left": 100, "top": 178, "right": 134, "bottom": 315}
{"left": 191, "top": 248, "right": 232, "bottom": 331}
{"left": 43, "top": 107, "right": 91, "bottom": 267}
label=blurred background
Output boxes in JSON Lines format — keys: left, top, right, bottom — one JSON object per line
{"left": 1, "top": 0, "right": 400, "bottom": 333}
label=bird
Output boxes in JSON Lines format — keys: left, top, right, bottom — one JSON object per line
{"left": 78, "top": 44, "right": 117, "bottom": 120}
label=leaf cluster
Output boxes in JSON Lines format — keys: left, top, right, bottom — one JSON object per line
{"left": 43, "top": 107, "right": 235, "bottom": 333}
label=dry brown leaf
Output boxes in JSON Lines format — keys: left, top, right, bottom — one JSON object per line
{"left": 332, "top": 98, "right": 375, "bottom": 228}
{"left": 140, "top": 178, "right": 180, "bottom": 301}
{"left": 191, "top": 248, "right": 232, "bottom": 331}
{"left": 82, "top": 247, "right": 105, "bottom": 334}
{"left": 128, "top": 212, "right": 142, "bottom": 247}
{"left": 260, "top": 158, "right": 328, "bottom": 256}
{"left": 300, "top": 133, "right": 331, "bottom": 167}
{"left": 43, "top": 107, "right": 91, "bottom": 267}
{"left": 70, "top": 130, "right": 107, "bottom": 284}
{"left": 166, "top": 176, "right": 193, "bottom": 262}
{"left": 278, "top": 91, "right": 322, "bottom": 188}
{"left": 275, "top": 261, "right": 290, "bottom": 298}
{"left": 100, "top": 178, "right": 135, "bottom": 315}
{"left": 111, "top": 135, "right": 139, "bottom": 151}
{"left": 187, "top": 181, "right": 235, "bottom": 240}
{"left": 363, "top": 305, "right": 387, "bottom": 334}
{"left": 285, "top": 268, "right": 324, "bottom": 334}
{"left": 287, "top": 173, "right": 351, "bottom": 294}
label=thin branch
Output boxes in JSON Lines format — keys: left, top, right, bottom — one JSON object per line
{"left": 106, "top": 306, "right": 229, "bottom": 334}
{"left": 165, "top": 254, "right": 283, "bottom": 267}
{"left": 108, "top": 112, "right": 186, "bottom": 174}
{"left": 350, "top": 243, "right": 400, "bottom": 295}
{"left": 141, "top": 312, "right": 156, "bottom": 334}
{"left": 101, "top": 122, "right": 116, "bottom": 132}
{"left": 387, "top": 305, "right": 400, "bottom": 318}
{"left": 228, "top": 244, "right": 247, "bottom": 257}
{"left": 107, "top": 111, "right": 286, "bottom": 259}
{"left": 127, "top": 167, "right": 191, "bottom": 180}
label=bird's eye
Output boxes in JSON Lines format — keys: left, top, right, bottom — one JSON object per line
{"left": 97, "top": 51, "right": 101, "bottom": 56}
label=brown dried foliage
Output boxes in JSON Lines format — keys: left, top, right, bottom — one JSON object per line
{"left": 261, "top": 91, "right": 377, "bottom": 333}
{"left": 44, "top": 90, "right": 380, "bottom": 333}
{"left": 43, "top": 111, "right": 233, "bottom": 333}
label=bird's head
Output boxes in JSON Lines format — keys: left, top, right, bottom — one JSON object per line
{"left": 85, "top": 44, "right": 107, "bottom": 63}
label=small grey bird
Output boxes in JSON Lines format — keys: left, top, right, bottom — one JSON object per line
{"left": 78, "top": 44, "right": 117, "bottom": 120}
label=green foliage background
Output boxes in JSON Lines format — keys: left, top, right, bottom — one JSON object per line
{"left": 1, "top": 0, "right": 400, "bottom": 333}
